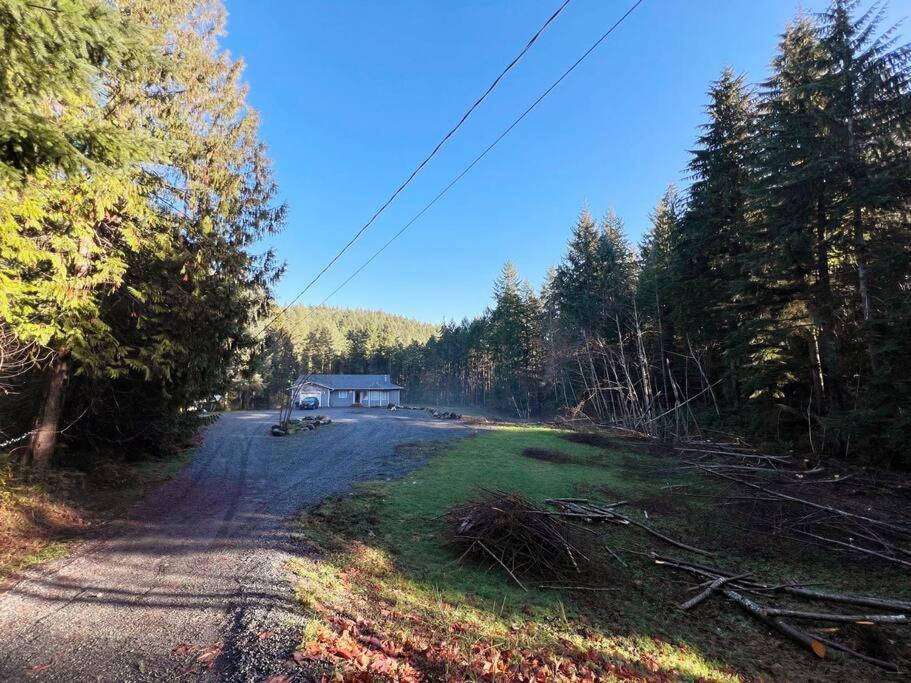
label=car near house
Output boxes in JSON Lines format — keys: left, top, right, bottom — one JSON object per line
{"left": 292, "top": 374, "right": 402, "bottom": 408}
{"left": 298, "top": 396, "right": 319, "bottom": 410}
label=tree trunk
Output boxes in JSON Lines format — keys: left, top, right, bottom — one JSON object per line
{"left": 813, "top": 198, "right": 842, "bottom": 412}
{"left": 853, "top": 204, "right": 877, "bottom": 372}
{"left": 28, "top": 350, "right": 70, "bottom": 468}
{"left": 845, "top": 113, "right": 878, "bottom": 373}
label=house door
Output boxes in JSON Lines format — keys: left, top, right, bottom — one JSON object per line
{"left": 355, "top": 390, "right": 362, "bottom": 404}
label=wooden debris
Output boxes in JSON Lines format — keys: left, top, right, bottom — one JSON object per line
{"left": 546, "top": 498, "right": 714, "bottom": 557}
{"left": 651, "top": 552, "right": 906, "bottom": 671}
{"left": 722, "top": 588, "right": 827, "bottom": 659}
{"left": 447, "top": 490, "right": 590, "bottom": 587}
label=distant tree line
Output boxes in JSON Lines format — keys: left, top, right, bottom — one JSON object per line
{"left": 229, "top": 307, "right": 436, "bottom": 409}
{"left": 320, "top": 2, "right": 910, "bottom": 465}
{"left": 1, "top": 0, "right": 284, "bottom": 466}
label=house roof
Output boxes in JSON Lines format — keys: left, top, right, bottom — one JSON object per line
{"left": 295, "top": 374, "right": 403, "bottom": 390}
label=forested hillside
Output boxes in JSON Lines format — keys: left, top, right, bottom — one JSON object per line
{"left": 284, "top": 305, "right": 437, "bottom": 370}
{"left": 316, "top": 4, "right": 910, "bottom": 465}
{"left": 228, "top": 306, "right": 436, "bottom": 408}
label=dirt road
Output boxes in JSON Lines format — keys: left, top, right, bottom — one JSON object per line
{"left": 0, "top": 408, "right": 468, "bottom": 681}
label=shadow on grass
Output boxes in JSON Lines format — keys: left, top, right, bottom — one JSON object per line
{"left": 292, "top": 426, "right": 911, "bottom": 682}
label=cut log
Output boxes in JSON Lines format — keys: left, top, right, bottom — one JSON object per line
{"left": 722, "top": 589, "right": 827, "bottom": 659}
{"left": 763, "top": 608, "right": 907, "bottom": 624}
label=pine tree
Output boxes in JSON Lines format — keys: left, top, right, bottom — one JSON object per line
{"left": 1, "top": 0, "right": 287, "bottom": 465}
{"left": 744, "top": 18, "right": 833, "bottom": 422}
{"left": 1, "top": 2, "right": 160, "bottom": 465}
{"left": 814, "top": 0, "right": 911, "bottom": 367}
{"left": 554, "top": 209, "right": 603, "bottom": 335}
{"left": 553, "top": 208, "right": 635, "bottom": 340}
{"left": 638, "top": 186, "right": 681, "bottom": 406}
{"left": 596, "top": 209, "right": 636, "bottom": 335}
{"left": 676, "top": 68, "right": 756, "bottom": 366}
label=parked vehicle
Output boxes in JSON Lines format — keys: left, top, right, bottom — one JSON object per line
{"left": 298, "top": 396, "right": 320, "bottom": 410}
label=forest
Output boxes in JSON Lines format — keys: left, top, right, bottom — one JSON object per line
{"left": 2, "top": 0, "right": 910, "bottom": 468}
{"left": 231, "top": 306, "right": 436, "bottom": 408}
{"left": 1, "top": 0, "right": 285, "bottom": 465}
{"left": 258, "top": 3, "right": 910, "bottom": 466}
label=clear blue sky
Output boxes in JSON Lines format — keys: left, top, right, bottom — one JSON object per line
{"left": 222, "top": 0, "right": 906, "bottom": 325}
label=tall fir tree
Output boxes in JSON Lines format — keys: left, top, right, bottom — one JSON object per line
{"left": 675, "top": 67, "right": 756, "bottom": 378}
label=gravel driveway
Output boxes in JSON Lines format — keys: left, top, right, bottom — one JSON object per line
{"left": 0, "top": 408, "right": 470, "bottom": 681}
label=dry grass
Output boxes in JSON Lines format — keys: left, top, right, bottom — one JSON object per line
{"left": 0, "top": 449, "right": 193, "bottom": 580}
{"left": 0, "top": 465, "right": 87, "bottom": 578}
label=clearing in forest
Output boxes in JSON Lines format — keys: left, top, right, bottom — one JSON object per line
{"left": 291, "top": 425, "right": 910, "bottom": 681}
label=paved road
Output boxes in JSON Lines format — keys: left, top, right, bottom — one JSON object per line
{"left": 0, "top": 408, "right": 469, "bottom": 682}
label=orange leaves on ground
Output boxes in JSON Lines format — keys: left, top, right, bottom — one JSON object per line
{"left": 195, "top": 642, "right": 223, "bottom": 667}
{"left": 293, "top": 615, "right": 421, "bottom": 682}
{"left": 292, "top": 605, "right": 666, "bottom": 682}
{"left": 293, "top": 553, "right": 668, "bottom": 681}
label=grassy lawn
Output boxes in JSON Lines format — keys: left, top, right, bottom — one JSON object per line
{"left": 291, "top": 425, "right": 909, "bottom": 681}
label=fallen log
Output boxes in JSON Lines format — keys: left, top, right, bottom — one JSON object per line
{"left": 651, "top": 552, "right": 911, "bottom": 612}
{"left": 679, "top": 573, "right": 751, "bottom": 611}
{"left": 763, "top": 608, "right": 908, "bottom": 624}
{"left": 778, "top": 586, "right": 911, "bottom": 613}
{"left": 722, "top": 588, "right": 826, "bottom": 659}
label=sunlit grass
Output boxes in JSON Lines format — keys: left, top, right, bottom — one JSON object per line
{"left": 292, "top": 426, "right": 740, "bottom": 681}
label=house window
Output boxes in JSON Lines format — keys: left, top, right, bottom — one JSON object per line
{"left": 337, "top": 391, "right": 348, "bottom": 399}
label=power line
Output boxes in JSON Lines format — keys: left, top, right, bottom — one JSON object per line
{"left": 255, "top": 0, "right": 573, "bottom": 339}
{"left": 294, "top": 0, "right": 646, "bottom": 318}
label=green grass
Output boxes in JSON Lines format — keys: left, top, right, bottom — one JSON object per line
{"left": 295, "top": 425, "right": 910, "bottom": 681}
{"left": 296, "top": 428, "right": 743, "bottom": 681}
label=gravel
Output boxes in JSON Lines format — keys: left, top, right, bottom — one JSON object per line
{"left": 0, "top": 408, "right": 470, "bottom": 681}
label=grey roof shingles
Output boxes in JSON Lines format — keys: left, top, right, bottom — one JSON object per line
{"left": 295, "top": 374, "right": 402, "bottom": 390}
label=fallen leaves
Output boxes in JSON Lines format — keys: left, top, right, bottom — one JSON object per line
{"left": 291, "top": 615, "right": 421, "bottom": 681}
{"left": 196, "top": 642, "right": 223, "bottom": 667}
{"left": 290, "top": 528, "right": 671, "bottom": 681}
{"left": 286, "top": 605, "right": 668, "bottom": 682}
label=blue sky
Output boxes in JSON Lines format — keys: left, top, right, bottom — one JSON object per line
{"left": 222, "top": 0, "right": 907, "bottom": 325}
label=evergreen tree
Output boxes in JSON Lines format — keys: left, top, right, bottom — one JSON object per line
{"left": 596, "top": 209, "right": 636, "bottom": 334}
{"left": 554, "top": 210, "right": 603, "bottom": 335}
{"left": 0, "top": 0, "right": 151, "bottom": 180}
{"left": 675, "top": 68, "right": 756, "bottom": 364}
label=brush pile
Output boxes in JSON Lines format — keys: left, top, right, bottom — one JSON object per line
{"left": 447, "top": 490, "right": 587, "bottom": 590}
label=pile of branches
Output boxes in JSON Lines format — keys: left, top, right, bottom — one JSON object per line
{"left": 447, "top": 490, "right": 587, "bottom": 590}
{"left": 669, "top": 437, "right": 911, "bottom": 568}
{"left": 652, "top": 552, "right": 910, "bottom": 671}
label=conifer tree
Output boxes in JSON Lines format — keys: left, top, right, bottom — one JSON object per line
{"left": 554, "top": 210, "right": 602, "bottom": 335}
{"left": 596, "top": 209, "right": 636, "bottom": 335}
{"left": 0, "top": 0, "right": 151, "bottom": 180}
{"left": 675, "top": 68, "right": 756, "bottom": 367}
